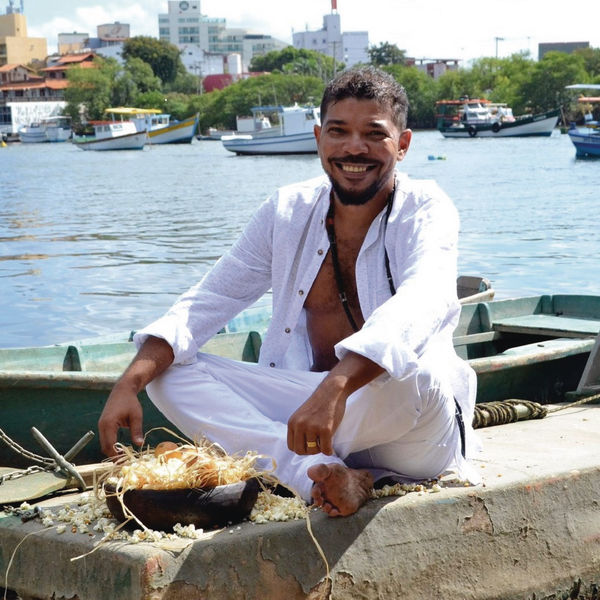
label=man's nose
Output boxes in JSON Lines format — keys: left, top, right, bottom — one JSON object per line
{"left": 343, "top": 132, "right": 368, "bottom": 154}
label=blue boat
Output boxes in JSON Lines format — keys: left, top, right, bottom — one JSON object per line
{"left": 567, "top": 122, "right": 600, "bottom": 158}
{"left": 565, "top": 84, "right": 600, "bottom": 157}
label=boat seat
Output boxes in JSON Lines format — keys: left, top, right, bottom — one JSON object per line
{"left": 468, "top": 337, "right": 596, "bottom": 374}
{"left": 491, "top": 314, "right": 600, "bottom": 338}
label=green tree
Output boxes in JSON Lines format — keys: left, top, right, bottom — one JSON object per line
{"left": 368, "top": 42, "right": 407, "bottom": 66}
{"left": 518, "top": 51, "right": 588, "bottom": 112}
{"left": 574, "top": 47, "right": 600, "bottom": 79}
{"left": 249, "top": 47, "right": 339, "bottom": 81}
{"left": 64, "top": 56, "right": 118, "bottom": 125}
{"left": 122, "top": 36, "right": 184, "bottom": 84}
{"left": 125, "top": 56, "right": 161, "bottom": 93}
{"left": 384, "top": 65, "right": 436, "bottom": 128}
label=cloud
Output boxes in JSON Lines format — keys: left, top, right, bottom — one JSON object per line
{"left": 28, "top": 2, "right": 163, "bottom": 52}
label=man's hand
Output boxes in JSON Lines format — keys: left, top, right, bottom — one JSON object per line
{"left": 97, "top": 335, "right": 174, "bottom": 457}
{"left": 98, "top": 380, "right": 145, "bottom": 457}
{"left": 287, "top": 351, "right": 385, "bottom": 456}
{"left": 287, "top": 375, "right": 348, "bottom": 455}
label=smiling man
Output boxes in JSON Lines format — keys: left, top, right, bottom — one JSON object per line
{"left": 99, "top": 67, "right": 480, "bottom": 517}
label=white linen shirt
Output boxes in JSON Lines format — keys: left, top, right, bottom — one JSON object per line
{"left": 135, "top": 172, "right": 467, "bottom": 390}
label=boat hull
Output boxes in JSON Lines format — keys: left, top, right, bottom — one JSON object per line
{"left": 18, "top": 127, "right": 48, "bottom": 143}
{"left": 73, "top": 130, "right": 146, "bottom": 151}
{"left": 567, "top": 127, "right": 600, "bottom": 157}
{"left": 222, "top": 131, "right": 317, "bottom": 155}
{"left": 438, "top": 109, "right": 560, "bottom": 138}
{"left": 147, "top": 114, "right": 199, "bottom": 144}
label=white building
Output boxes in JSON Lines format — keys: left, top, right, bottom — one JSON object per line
{"left": 292, "top": 9, "right": 369, "bottom": 68}
{"left": 158, "top": 0, "right": 287, "bottom": 74}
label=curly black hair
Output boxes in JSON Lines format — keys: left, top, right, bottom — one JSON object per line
{"left": 320, "top": 66, "right": 409, "bottom": 130}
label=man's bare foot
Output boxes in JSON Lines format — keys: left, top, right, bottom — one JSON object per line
{"left": 307, "top": 463, "right": 374, "bottom": 517}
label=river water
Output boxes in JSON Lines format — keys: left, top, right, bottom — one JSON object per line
{"left": 1, "top": 130, "right": 598, "bottom": 348}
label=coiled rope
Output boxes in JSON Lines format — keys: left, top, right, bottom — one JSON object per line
{"left": 472, "top": 391, "right": 600, "bottom": 429}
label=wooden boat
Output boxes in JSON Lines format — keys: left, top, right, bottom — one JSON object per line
{"left": 3, "top": 289, "right": 600, "bottom": 600}
{"left": 435, "top": 98, "right": 559, "bottom": 138}
{"left": 73, "top": 120, "right": 146, "bottom": 151}
{"left": 106, "top": 107, "right": 199, "bottom": 144}
{"left": 221, "top": 104, "right": 320, "bottom": 155}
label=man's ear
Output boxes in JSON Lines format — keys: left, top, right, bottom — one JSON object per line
{"left": 397, "top": 129, "right": 412, "bottom": 161}
{"left": 314, "top": 124, "right": 321, "bottom": 143}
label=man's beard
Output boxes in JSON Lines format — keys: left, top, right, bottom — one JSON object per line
{"left": 327, "top": 169, "right": 390, "bottom": 206}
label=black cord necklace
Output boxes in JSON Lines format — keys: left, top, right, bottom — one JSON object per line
{"left": 325, "top": 184, "right": 396, "bottom": 333}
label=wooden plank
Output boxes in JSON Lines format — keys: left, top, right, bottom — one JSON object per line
{"left": 493, "top": 314, "right": 600, "bottom": 338}
{"left": 453, "top": 331, "right": 501, "bottom": 347}
{"left": 0, "top": 463, "right": 111, "bottom": 505}
{"left": 577, "top": 332, "right": 600, "bottom": 393}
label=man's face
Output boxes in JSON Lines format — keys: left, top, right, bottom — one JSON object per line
{"left": 314, "top": 97, "right": 411, "bottom": 205}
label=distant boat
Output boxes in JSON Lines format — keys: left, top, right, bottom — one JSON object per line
{"left": 435, "top": 98, "right": 559, "bottom": 138}
{"left": 221, "top": 105, "right": 320, "bottom": 155}
{"left": 565, "top": 85, "right": 600, "bottom": 158}
{"left": 106, "top": 107, "right": 199, "bottom": 144}
{"left": 18, "top": 116, "right": 72, "bottom": 143}
{"left": 73, "top": 120, "right": 146, "bottom": 151}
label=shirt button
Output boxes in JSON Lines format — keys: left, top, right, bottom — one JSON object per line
{"left": 298, "top": 289, "right": 304, "bottom": 296}
{"left": 269, "top": 362, "right": 275, "bottom": 367}
{"left": 284, "top": 327, "right": 291, "bottom": 333}
{"left": 317, "top": 249, "right": 324, "bottom": 255}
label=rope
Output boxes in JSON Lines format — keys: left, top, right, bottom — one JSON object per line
{"left": 0, "top": 428, "right": 54, "bottom": 467}
{"left": 473, "top": 390, "right": 600, "bottom": 429}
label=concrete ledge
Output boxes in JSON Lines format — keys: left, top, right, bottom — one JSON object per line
{"left": 1, "top": 405, "right": 600, "bottom": 600}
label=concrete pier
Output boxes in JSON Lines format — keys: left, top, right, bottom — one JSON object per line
{"left": 1, "top": 404, "right": 599, "bottom": 600}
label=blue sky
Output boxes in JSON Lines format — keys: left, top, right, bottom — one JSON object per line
{"left": 23, "top": 0, "right": 600, "bottom": 62}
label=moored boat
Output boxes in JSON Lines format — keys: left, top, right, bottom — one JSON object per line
{"left": 435, "top": 98, "right": 560, "bottom": 138}
{"left": 72, "top": 120, "right": 146, "bottom": 151}
{"left": 2, "top": 290, "right": 600, "bottom": 600}
{"left": 106, "top": 108, "right": 199, "bottom": 144}
{"left": 17, "top": 116, "right": 72, "bottom": 143}
{"left": 564, "top": 89, "right": 600, "bottom": 157}
{"left": 221, "top": 104, "right": 320, "bottom": 155}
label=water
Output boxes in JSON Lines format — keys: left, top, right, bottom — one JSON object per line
{"left": 1, "top": 131, "right": 598, "bottom": 348}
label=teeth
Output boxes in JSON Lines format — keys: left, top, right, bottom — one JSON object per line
{"left": 341, "top": 164, "right": 368, "bottom": 173}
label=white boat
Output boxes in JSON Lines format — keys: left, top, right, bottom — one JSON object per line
{"left": 18, "top": 122, "right": 47, "bottom": 143}
{"left": 435, "top": 98, "right": 559, "bottom": 138}
{"left": 18, "top": 117, "right": 72, "bottom": 143}
{"left": 73, "top": 121, "right": 146, "bottom": 151}
{"left": 221, "top": 105, "right": 320, "bottom": 155}
{"left": 106, "top": 108, "right": 199, "bottom": 144}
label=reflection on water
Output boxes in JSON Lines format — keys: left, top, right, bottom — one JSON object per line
{"left": 0, "top": 132, "right": 598, "bottom": 347}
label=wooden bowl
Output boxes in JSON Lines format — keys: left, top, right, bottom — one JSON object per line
{"left": 105, "top": 478, "right": 261, "bottom": 531}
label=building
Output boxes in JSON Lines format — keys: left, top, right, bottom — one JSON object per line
{"left": 538, "top": 41, "right": 589, "bottom": 60}
{"left": 158, "top": 0, "right": 287, "bottom": 75}
{"left": 292, "top": 2, "right": 369, "bottom": 68}
{"left": 0, "top": 11, "right": 47, "bottom": 66}
{"left": 0, "top": 53, "right": 96, "bottom": 135}
{"left": 409, "top": 58, "right": 460, "bottom": 79}
{"left": 58, "top": 32, "right": 89, "bottom": 55}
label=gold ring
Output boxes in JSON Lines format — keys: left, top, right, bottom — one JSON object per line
{"left": 306, "top": 441, "right": 318, "bottom": 448}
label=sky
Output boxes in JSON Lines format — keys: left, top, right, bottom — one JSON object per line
{"left": 21, "top": 0, "right": 600, "bottom": 63}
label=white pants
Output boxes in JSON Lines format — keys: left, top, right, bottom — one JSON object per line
{"left": 147, "top": 353, "right": 468, "bottom": 501}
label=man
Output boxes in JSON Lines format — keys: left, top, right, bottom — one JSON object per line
{"left": 99, "top": 67, "right": 479, "bottom": 518}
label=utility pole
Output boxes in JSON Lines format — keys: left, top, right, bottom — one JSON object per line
{"left": 495, "top": 37, "right": 504, "bottom": 59}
